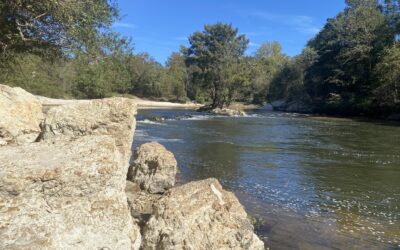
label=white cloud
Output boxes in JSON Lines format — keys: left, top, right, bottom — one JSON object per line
{"left": 241, "top": 10, "right": 321, "bottom": 35}
{"left": 113, "top": 22, "right": 136, "bottom": 29}
{"left": 249, "top": 42, "right": 260, "bottom": 47}
{"left": 242, "top": 31, "right": 269, "bottom": 37}
{"left": 174, "top": 36, "right": 188, "bottom": 41}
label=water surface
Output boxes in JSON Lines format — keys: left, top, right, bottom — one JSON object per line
{"left": 133, "top": 109, "right": 400, "bottom": 249}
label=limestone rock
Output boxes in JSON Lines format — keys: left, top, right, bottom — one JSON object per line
{"left": 38, "top": 97, "right": 137, "bottom": 161}
{"left": 210, "top": 107, "right": 247, "bottom": 117}
{"left": 0, "top": 135, "right": 140, "bottom": 250}
{"left": 126, "top": 181, "right": 162, "bottom": 222}
{"left": 141, "top": 178, "right": 265, "bottom": 250}
{"left": 0, "top": 84, "right": 44, "bottom": 145}
{"left": 127, "top": 142, "right": 177, "bottom": 194}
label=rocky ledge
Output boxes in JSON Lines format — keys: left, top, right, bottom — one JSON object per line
{"left": 0, "top": 84, "right": 264, "bottom": 250}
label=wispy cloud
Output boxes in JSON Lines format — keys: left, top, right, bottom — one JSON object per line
{"left": 242, "top": 31, "right": 270, "bottom": 37}
{"left": 174, "top": 36, "right": 188, "bottom": 41}
{"left": 249, "top": 42, "right": 260, "bottom": 47}
{"left": 241, "top": 10, "right": 321, "bottom": 35}
{"left": 113, "top": 22, "right": 136, "bottom": 29}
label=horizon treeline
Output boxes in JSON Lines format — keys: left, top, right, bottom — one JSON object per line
{"left": 0, "top": 0, "right": 399, "bottom": 116}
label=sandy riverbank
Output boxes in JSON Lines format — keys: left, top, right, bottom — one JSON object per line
{"left": 37, "top": 95, "right": 202, "bottom": 109}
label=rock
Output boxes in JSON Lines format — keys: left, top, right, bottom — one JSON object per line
{"left": 0, "top": 135, "right": 140, "bottom": 250}
{"left": 260, "top": 104, "right": 274, "bottom": 111}
{"left": 270, "top": 98, "right": 313, "bottom": 113}
{"left": 141, "top": 178, "right": 265, "bottom": 250}
{"left": 270, "top": 99, "right": 287, "bottom": 111}
{"left": 38, "top": 97, "right": 137, "bottom": 161}
{"left": 126, "top": 181, "right": 162, "bottom": 221}
{"left": 285, "top": 100, "right": 313, "bottom": 113}
{"left": 0, "top": 84, "right": 44, "bottom": 145}
{"left": 210, "top": 107, "right": 247, "bottom": 117}
{"left": 127, "top": 142, "right": 177, "bottom": 194}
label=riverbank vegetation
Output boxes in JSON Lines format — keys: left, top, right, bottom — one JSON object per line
{"left": 0, "top": 0, "right": 399, "bottom": 117}
{"left": 268, "top": 0, "right": 400, "bottom": 117}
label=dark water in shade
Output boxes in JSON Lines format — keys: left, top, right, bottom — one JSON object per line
{"left": 133, "top": 108, "right": 400, "bottom": 250}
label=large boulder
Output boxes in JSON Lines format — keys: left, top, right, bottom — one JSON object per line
{"left": 0, "top": 84, "right": 44, "bottom": 145}
{"left": 0, "top": 135, "right": 141, "bottom": 250}
{"left": 38, "top": 97, "right": 137, "bottom": 161}
{"left": 141, "top": 178, "right": 265, "bottom": 250}
{"left": 127, "top": 142, "right": 177, "bottom": 194}
{"left": 0, "top": 95, "right": 140, "bottom": 249}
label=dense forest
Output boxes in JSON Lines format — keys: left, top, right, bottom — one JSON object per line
{"left": 0, "top": 0, "right": 399, "bottom": 116}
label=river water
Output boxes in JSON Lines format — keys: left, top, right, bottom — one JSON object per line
{"left": 133, "top": 108, "right": 400, "bottom": 250}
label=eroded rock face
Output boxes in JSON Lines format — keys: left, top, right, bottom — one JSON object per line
{"left": 38, "top": 97, "right": 137, "bottom": 161}
{"left": 0, "top": 136, "right": 140, "bottom": 250}
{"left": 0, "top": 93, "right": 140, "bottom": 249}
{"left": 127, "top": 142, "right": 177, "bottom": 194}
{"left": 0, "top": 84, "right": 43, "bottom": 145}
{"left": 141, "top": 178, "right": 265, "bottom": 250}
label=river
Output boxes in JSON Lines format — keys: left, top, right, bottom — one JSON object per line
{"left": 133, "top": 108, "right": 400, "bottom": 250}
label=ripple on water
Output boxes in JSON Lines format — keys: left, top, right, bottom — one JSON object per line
{"left": 134, "top": 109, "right": 400, "bottom": 249}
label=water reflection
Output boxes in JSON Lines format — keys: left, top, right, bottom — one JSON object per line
{"left": 134, "top": 109, "right": 400, "bottom": 249}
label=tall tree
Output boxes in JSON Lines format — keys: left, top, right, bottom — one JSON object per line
{"left": 382, "top": 0, "right": 400, "bottom": 38}
{"left": 305, "top": 0, "right": 392, "bottom": 113}
{"left": 269, "top": 47, "right": 317, "bottom": 102}
{"left": 183, "top": 23, "right": 249, "bottom": 108}
{"left": 373, "top": 42, "right": 400, "bottom": 112}
{"left": 252, "top": 42, "right": 288, "bottom": 103}
{"left": 165, "top": 52, "right": 188, "bottom": 102}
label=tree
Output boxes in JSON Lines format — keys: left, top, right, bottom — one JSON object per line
{"left": 304, "top": 0, "right": 392, "bottom": 113}
{"left": 127, "top": 53, "right": 166, "bottom": 98}
{"left": 373, "top": 42, "right": 400, "bottom": 112}
{"left": 382, "top": 0, "right": 400, "bottom": 36}
{"left": 269, "top": 47, "right": 317, "bottom": 102}
{"left": 252, "top": 42, "right": 288, "bottom": 103}
{"left": 0, "top": 53, "right": 74, "bottom": 98}
{"left": 165, "top": 52, "right": 188, "bottom": 102}
{"left": 183, "top": 23, "right": 249, "bottom": 108}
{"left": 0, "top": 0, "right": 118, "bottom": 59}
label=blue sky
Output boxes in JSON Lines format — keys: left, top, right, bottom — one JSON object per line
{"left": 112, "top": 0, "right": 346, "bottom": 64}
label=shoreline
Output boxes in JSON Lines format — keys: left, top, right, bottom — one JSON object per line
{"left": 37, "top": 95, "right": 202, "bottom": 109}
{"left": 2, "top": 85, "right": 264, "bottom": 249}
{"left": 37, "top": 94, "right": 399, "bottom": 124}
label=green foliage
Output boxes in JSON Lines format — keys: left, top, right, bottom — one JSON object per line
{"left": 1, "top": 0, "right": 399, "bottom": 118}
{"left": 268, "top": 47, "right": 317, "bottom": 102}
{"left": 0, "top": 0, "right": 118, "bottom": 59}
{"left": 127, "top": 53, "right": 166, "bottom": 98}
{"left": 0, "top": 54, "right": 74, "bottom": 98}
{"left": 265, "top": 0, "right": 400, "bottom": 117}
{"left": 183, "top": 23, "right": 249, "bottom": 108}
{"left": 372, "top": 42, "right": 400, "bottom": 112}
{"left": 251, "top": 42, "right": 289, "bottom": 104}
{"left": 305, "top": 0, "right": 390, "bottom": 110}
{"left": 164, "top": 52, "right": 188, "bottom": 102}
